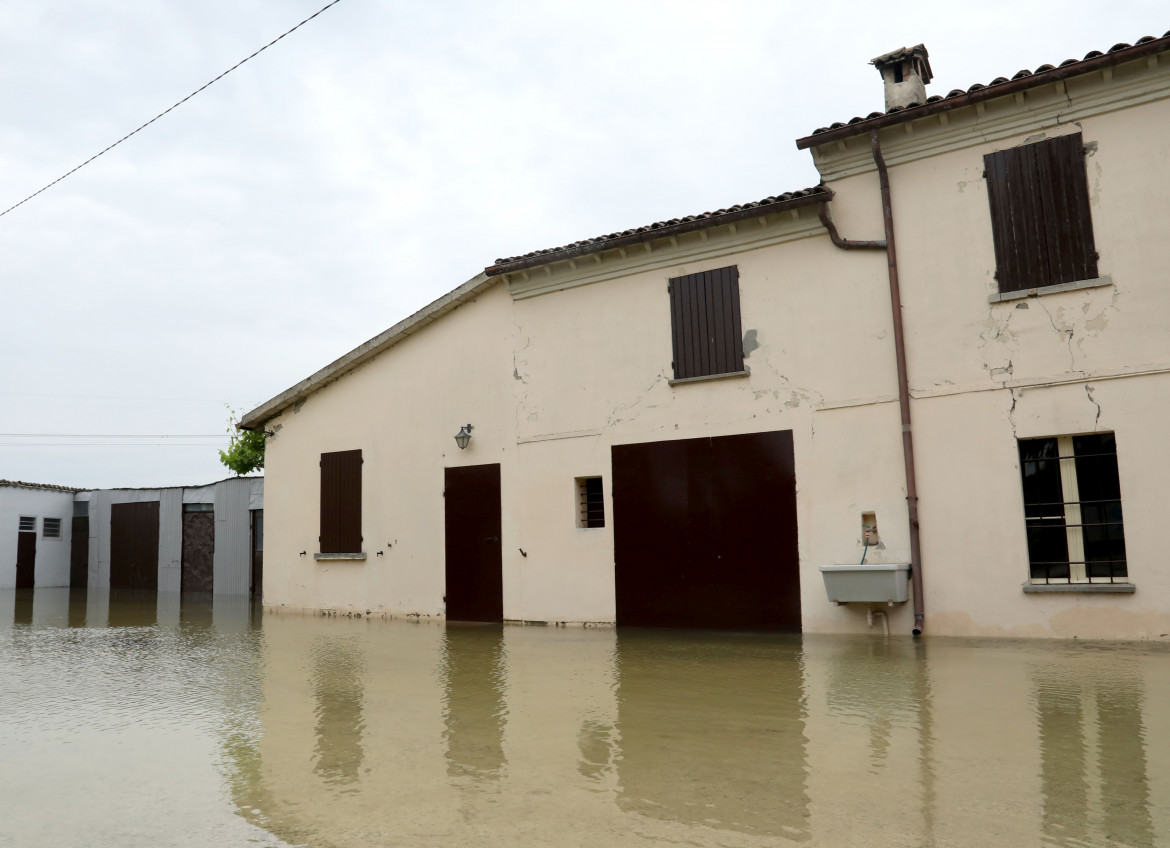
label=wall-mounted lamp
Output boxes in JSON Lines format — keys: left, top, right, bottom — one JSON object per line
{"left": 454, "top": 423, "right": 474, "bottom": 450}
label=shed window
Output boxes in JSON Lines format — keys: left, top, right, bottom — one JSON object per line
{"left": 18, "top": 516, "right": 35, "bottom": 532}
{"left": 320, "top": 449, "right": 362, "bottom": 554}
{"left": 668, "top": 265, "right": 745, "bottom": 380}
{"left": 42, "top": 518, "right": 62, "bottom": 539}
{"left": 576, "top": 477, "right": 605, "bottom": 529}
{"left": 1019, "top": 433, "right": 1126, "bottom": 584}
{"left": 984, "top": 133, "right": 1098, "bottom": 294}
{"left": 183, "top": 503, "right": 214, "bottom": 512}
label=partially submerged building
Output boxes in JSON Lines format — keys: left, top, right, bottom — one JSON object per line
{"left": 241, "top": 34, "right": 1170, "bottom": 638}
{"left": 3, "top": 477, "right": 263, "bottom": 597}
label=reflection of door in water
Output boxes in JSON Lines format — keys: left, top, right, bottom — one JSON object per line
{"left": 181, "top": 505, "right": 215, "bottom": 594}
{"left": 110, "top": 502, "right": 159, "bottom": 591}
{"left": 16, "top": 529, "right": 36, "bottom": 589}
{"left": 612, "top": 430, "right": 800, "bottom": 630}
{"left": 444, "top": 464, "right": 503, "bottom": 623}
{"left": 613, "top": 630, "right": 809, "bottom": 838}
{"left": 441, "top": 625, "right": 506, "bottom": 780}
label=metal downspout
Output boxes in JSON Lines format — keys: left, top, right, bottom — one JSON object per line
{"left": 870, "top": 129, "right": 924, "bottom": 636}
{"left": 813, "top": 129, "right": 925, "bottom": 635}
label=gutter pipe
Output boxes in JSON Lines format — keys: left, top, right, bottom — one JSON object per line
{"left": 815, "top": 128, "right": 925, "bottom": 635}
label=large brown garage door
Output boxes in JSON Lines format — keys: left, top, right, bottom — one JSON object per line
{"left": 110, "top": 501, "right": 159, "bottom": 591}
{"left": 611, "top": 430, "right": 800, "bottom": 630}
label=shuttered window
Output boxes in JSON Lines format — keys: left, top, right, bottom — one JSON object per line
{"left": 668, "top": 265, "right": 745, "bottom": 380}
{"left": 320, "top": 449, "right": 362, "bottom": 553}
{"left": 984, "top": 133, "right": 1098, "bottom": 294}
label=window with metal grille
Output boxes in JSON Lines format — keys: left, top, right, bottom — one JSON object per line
{"left": 576, "top": 477, "right": 605, "bottom": 529}
{"left": 18, "top": 516, "right": 35, "bottom": 532}
{"left": 984, "top": 133, "right": 1098, "bottom": 294}
{"left": 668, "top": 265, "right": 745, "bottom": 380}
{"left": 320, "top": 449, "right": 362, "bottom": 553}
{"left": 1019, "top": 433, "right": 1126, "bottom": 584}
{"left": 42, "top": 518, "right": 62, "bottom": 539}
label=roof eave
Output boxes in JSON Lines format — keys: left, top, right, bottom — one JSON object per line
{"left": 484, "top": 189, "right": 830, "bottom": 277}
{"left": 797, "top": 36, "right": 1170, "bottom": 150}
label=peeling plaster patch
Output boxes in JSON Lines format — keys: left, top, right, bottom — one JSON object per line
{"left": 1007, "top": 388, "right": 1020, "bottom": 439}
{"left": 1086, "top": 384, "right": 1102, "bottom": 429}
{"left": 292, "top": 399, "right": 306, "bottom": 414}
{"left": 1083, "top": 140, "right": 1099, "bottom": 157}
{"left": 988, "top": 360, "right": 1013, "bottom": 380}
{"left": 956, "top": 180, "right": 968, "bottom": 193}
{"left": 527, "top": 412, "right": 539, "bottom": 422}
{"left": 1024, "top": 132, "right": 1047, "bottom": 144}
{"left": 742, "top": 329, "right": 759, "bottom": 357}
{"left": 1015, "top": 302, "right": 1029, "bottom": 310}
{"left": 784, "top": 391, "right": 809, "bottom": 409}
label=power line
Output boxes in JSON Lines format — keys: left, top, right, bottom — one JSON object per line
{"left": 0, "top": 433, "right": 224, "bottom": 439}
{"left": 0, "top": 0, "right": 344, "bottom": 220}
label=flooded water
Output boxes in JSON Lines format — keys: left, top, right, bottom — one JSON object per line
{"left": 2, "top": 589, "right": 1168, "bottom": 848}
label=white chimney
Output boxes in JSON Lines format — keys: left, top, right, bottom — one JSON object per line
{"left": 872, "top": 45, "right": 933, "bottom": 111}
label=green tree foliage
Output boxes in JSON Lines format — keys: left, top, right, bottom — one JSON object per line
{"left": 219, "top": 406, "right": 265, "bottom": 475}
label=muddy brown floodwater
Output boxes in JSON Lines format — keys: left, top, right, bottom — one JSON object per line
{"left": 2, "top": 587, "right": 1168, "bottom": 848}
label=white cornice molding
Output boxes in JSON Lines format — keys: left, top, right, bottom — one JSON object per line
{"left": 813, "top": 54, "right": 1170, "bottom": 180}
{"left": 504, "top": 209, "right": 824, "bottom": 300}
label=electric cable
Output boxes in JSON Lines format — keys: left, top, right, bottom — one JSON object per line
{"left": 0, "top": 0, "right": 344, "bottom": 219}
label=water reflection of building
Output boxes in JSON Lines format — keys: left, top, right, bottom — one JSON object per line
{"left": 234, "top": 620, "right": 1170, "bottom": 848}
{"left": 1034, "top": 659, "right": 1155, "bottom": 848}
{"left": 441, "top": 625, "right": 506, "bottom": 781}
{"left": 311, "top": 636, "right": 366, "bottom": 786}
{"left": 613, "top": 630, "right": 810, "bottom": 840}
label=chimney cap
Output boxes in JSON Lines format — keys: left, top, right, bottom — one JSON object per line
{"left": 871, "top": 44, "right": 933, "bottom": 83}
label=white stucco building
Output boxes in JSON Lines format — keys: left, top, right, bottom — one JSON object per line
{"left": 242, "top": 34, "right": 1170, "bottom": 638}
{"left": 0, "top": 480, "right": 78, "bottom": 589}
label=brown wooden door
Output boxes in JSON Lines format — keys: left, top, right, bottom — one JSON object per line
{"left": 444, "top": 464, "right": 503, "bottom": 623}
{"left": 181, "top": 511, "right": 215, "bottom": 594}
{"left": 70, "top": 517, "right": 89, "bottom": 588}
{"left": 250, "top": 509, "right": 263, "bottom": 600}
{"left": 110, "top": 502, "right": 160, "bottom": 590}
{"left": 16, "top": 531, "right": 36, "bottom": 589}
{"left": 611, "top": 430, "right": 800, "bottom": 630}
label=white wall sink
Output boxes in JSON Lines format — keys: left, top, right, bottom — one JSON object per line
{"left": 819, "top": 563, "right": 911, "bottom": 604}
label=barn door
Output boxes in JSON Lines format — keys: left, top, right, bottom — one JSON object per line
{"left": 444, "top": 464, "right": 503, "bottom": 623}
{"left": 110, "top": 502, "right": 160, "bottom": 591}
{"left": 611, "top": 430, "right": 800, "bottom": 630}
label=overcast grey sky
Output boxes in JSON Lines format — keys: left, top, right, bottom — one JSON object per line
{"left": 1, "top": 1, "right": 1164, "bottom": 488}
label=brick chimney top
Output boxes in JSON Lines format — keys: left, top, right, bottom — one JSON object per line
{"left": 872, "top": 44, "right": 933, "bottom": 111}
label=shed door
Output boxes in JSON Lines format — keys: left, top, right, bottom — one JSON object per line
{"left": 611, "top": 430, "right": 800, "bottom": 630}
{"left": 181, "top": 509, "right": 215, "bottom": 594}
{"left": 444, "top": 464, "right": 503, "bottom": 623}
{"left": 16, "top": 531, "right": 36, "bottom": 589}
{"left": 70, "top": 516, "right": 89, "bottom": 588}
{"left": 110, "top": 502, "right": 160, "bottom": 591}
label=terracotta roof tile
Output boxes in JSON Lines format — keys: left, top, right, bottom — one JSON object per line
{"left": 799, "top": 32, "right": 1170, "bottom": 147}
{"left": 487, "top": 186, "right": 828, "bottom": 274}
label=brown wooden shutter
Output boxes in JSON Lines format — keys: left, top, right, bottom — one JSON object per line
{"left": 669, "top": 265, "right": 744, "bottom": 380}
{"left": 984, "top": 133, "right": 1098, "bottom": 293}
{"left": 320, "top": 449, "right": 362, "bottom": 553}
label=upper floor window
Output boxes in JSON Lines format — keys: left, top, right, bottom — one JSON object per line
{"left": 984, "top": 133, "right": 1099, "bottom": 295}
{"left": 668, "top": 265, "right": 746, "bottom": 382}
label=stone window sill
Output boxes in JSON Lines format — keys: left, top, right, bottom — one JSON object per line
{"left": 988, "top": 276, "right": 1112, "bottom": 303}
{"left": 669, "top": 368, "right": 750, "bottom": 387}
{"left": 314, "top": 552, "right": 367, "bottom": 561}
{"left": 1022, "top": 582, "right": 1134, "bottom": 594}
